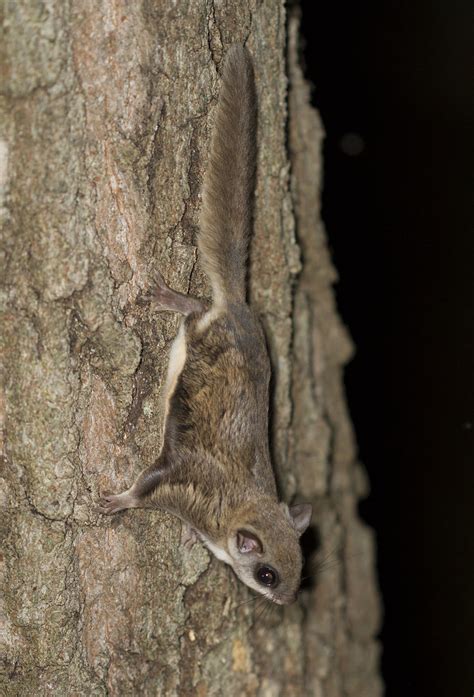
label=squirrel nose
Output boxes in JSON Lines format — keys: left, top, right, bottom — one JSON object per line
{"left": 276, "top": 592, "right": 297, "bottom": 605}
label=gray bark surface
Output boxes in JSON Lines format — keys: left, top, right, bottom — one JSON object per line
{"left": 0, "top": 2, "right": 382, "bottom": 695}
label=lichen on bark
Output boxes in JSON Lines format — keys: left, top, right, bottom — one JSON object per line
{"left": 1, "top": 1, "right": 382, "bottom": 695}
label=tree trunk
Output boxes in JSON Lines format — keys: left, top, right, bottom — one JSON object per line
{"left": 1, "top": 2, "right": 382, "bottom": 695}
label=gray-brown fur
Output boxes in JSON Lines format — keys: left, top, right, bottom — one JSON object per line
{"left": 99, "top": 45, "right": 311, "bottom": 604}
{"left": 199, "top": 44, "right": 257, "bottom": 306}
{"left": 166, "top": 309, "right": 275, "bottom": 493}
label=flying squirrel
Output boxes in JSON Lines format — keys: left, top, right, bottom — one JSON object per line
{"left": 99, "top": 45, "right": 312, "bottom": 605}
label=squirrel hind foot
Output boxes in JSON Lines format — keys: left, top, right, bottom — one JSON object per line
{"left": 97, "top": 489, "right": 138, "bottom": 515}
{"left": 142, "top": 271, "right": 205, "bottom": 316}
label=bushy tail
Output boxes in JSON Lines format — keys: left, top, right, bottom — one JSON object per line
{"left": 199, "top": 45, "right": 257, "bottom": 307}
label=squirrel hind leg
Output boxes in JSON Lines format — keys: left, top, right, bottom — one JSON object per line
{"left": 142, "top": 271, "right": 205, "bottom": 316}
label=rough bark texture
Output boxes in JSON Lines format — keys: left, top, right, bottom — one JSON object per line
{"left": 0, "top": 2, "right": 382, "bottom": 695}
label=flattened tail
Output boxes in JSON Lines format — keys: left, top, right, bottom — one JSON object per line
{"left": 199, "top": 45, "right": 257, "bottom": 307}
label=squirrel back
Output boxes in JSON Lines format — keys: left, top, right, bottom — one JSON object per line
{"left": 199, "top": 45, "right": 257, "bottom": 307}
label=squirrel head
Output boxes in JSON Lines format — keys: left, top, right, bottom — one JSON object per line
{"left": 225, "top": 499, "right": 312, "bottom": 604}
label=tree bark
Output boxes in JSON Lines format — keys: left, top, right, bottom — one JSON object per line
{"left": 1, "top": 2, "right": 382, "bottom": 695}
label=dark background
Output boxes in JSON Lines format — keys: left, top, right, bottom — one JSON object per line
{"left": 299, "top": 2, "right": 473, "bottom": 696}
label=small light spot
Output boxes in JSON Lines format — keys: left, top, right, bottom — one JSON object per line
{"left": 222, "top": 596, "right": 231, "bottom": 616}
{"left": 188, "top": 629, "right": 196, "bottom": 642}
{"left": 339, "top": 132, "right": 365, "bottom": 156}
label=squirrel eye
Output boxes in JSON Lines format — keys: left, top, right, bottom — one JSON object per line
{"left": 255, "top": 565, "right": 279, "bottom": 588}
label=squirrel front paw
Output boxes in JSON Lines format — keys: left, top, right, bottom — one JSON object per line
{"left": 180, "top": 523, "right": 200, "bottom": 549}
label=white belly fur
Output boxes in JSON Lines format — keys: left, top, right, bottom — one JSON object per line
{"left": 195, "top": 306, "right": 222, "bottom": 333}
{"left": 161, "top": 306, "right": 220, "bottom": 425}
{"left": 202, "top": 537, "right": 233, "bottom": 565}
{"left": 162, "top": 321, "right": 187, "bottom": 421}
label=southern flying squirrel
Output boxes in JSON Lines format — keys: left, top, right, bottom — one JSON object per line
{"left": 99, "top": 45, "right": 312, "bottom": 605}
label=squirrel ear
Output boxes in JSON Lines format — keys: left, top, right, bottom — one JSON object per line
{"left": 236, "top": 529, "right": 263, "bottom": 555}
{"left": 289, "top": 504, "right": 312, "bottom": 536}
